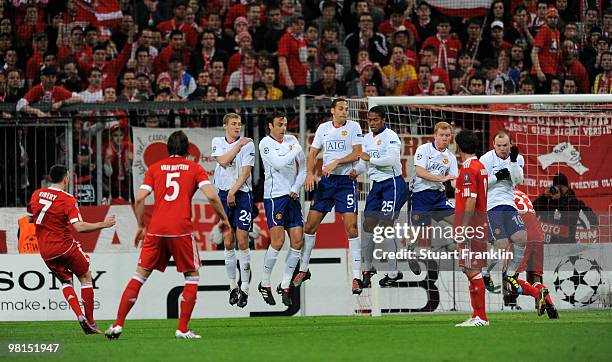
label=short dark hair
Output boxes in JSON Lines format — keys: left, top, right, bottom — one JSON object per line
{"left": 455, "top": 130, "right": 479, "bottom": 154}
{"left": 49, "top": 164, "right": 68, "bottom": 183}
{"left": 368, "top": 105, "right": 385, "bottom": 119}
{"left": 331, "top": 97, "right": 347, "bottom": 108}
{"left": 167, "top": 130, "right": 189, "bottom": 156}
{"left": 267, "top": 111, "right": 286, "bottom": 130}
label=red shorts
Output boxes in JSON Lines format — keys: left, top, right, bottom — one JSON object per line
{"left": 44, "top": 243, "right": 90, "bottom": 282}
{"left": 138, "top": 234, "right": 201, "bottom": 273}
{"left": 523, "top": 212, "right": 544, "bottom": 242}
{"left": 517, "top": 213, "right": 544, "bottom": 275}
{"left": 459, "top": 237, "right": 488, "bottom": 269}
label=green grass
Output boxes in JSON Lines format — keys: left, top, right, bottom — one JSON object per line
{"left": 1, "top": 311, "right": 611, "bottom": 361}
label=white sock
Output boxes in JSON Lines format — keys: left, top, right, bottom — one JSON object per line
{"left": 484, "top": 246, "right": 498, "bottom": 277}
{"left": 224, "top": 249, "right": 237, "bottom": 289}
{"left": 237, "top": 249, "right": 251, "bottom": 293}
{"left": 349, "top": 237, "right": 361, "bottom": 280}
{"left": 384, "top": 237, "right": 399, "bottom": 276}
{"left": 262, "top": 246, "right": 280, "bottom": 287}
{"left": 282, "top": 248, "right": 301, "bottom": 289}
{"left": 300, "top": 233, "right": 316, "bottom": 272}
{"left": 362, "top": 231, "right": 375, "bottom": 271}
{"left": 506, "top": 244, "right": 525, "bottom": 276}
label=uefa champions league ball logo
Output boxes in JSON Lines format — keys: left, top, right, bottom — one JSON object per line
{"left": 553, "top": 256, "right": 603, "bottom": 306}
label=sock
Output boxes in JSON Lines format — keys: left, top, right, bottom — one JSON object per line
{"left": 177, "top": 276, "right": 199, "bottom": 333}
{"left": 61, "top": 284, "right": 84, "bottom": 319}
{"left": 484, "top": 246, "right": 499, "bottom": 277}
{"left": 300, "top": 233, "right": 316, "bottom": 272}
{"left": 468, "top": 273, "right": 487, "bottom": 321}
{"left": 507, "top": 244, "right": 525, "bottom": 276}
{"left": 262, "top": 246, "right": 280, "bottom": 287}
{"left": 282, "top": 248, "right": 301, "bottom": 289}
{"left": 362, "top": 231, "right": 375, "bottom": 271}
{"left": 384, "top": 237, "right": 399, "bottom": 277}
{"left": 81, "top": 282, "right": 95, "bottom": 324}
{"left": 237, "top": 249, "right": 251, "bottom": 293}
{"left": 534, "top": 282, "right": 554, "bottom": 304}
{"left": 115, "top": 274, "right": 146, "bottom": 327}
{"left": 224, "top": 249, "right": 237, "bottom": 289}
{"left": 518, "top": 279, "right": 539, "bottom": 299}
{"left": 349, "top": 237, "right": 361, "bottom": 280}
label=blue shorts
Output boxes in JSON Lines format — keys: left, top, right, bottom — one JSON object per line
{"left": 364, "top": 176, "right": 408, "bottom": 220}
{"left": 409, "top": 190, "right": 454, "bottom": 225}
{"left": 264, "top": 195, "right": 303, "bottom": 230}
{"left": 311, "top": 175, "right": 358, "bottom": 214}
{"left": 487, "top": 205, "right": 526, "bottom": 242}
{"left": 218, "top": 190, "right": 253, "bottom": 232}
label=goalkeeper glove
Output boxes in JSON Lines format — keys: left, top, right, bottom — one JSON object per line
{"left": 495, "top": 168, "right": 510, "bottom": 181}
{"left": 510, "top": 146, "right": 519, "bottom": 162}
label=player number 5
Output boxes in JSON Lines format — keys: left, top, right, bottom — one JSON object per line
{"left": 165, "top": 172, "right": 180, "bottom": 201}
{"left": 347, "top": 194, "right": 354, "bottom": 207}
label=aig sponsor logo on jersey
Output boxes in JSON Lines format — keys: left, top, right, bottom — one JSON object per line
{"left": 369, "top": 150, "right": 381, "bottom": 158}
{"left": 428, "top": 162, "right": 447, "bottom": 173}
{"left": 325, "top": 139, "right": 346, "bottom": 151}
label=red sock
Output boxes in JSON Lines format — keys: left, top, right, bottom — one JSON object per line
{"left": 518, "top": 279, "right": 539, "bottom": 299}
{"left": 178, "top": 278, "right": 199, "bottom": 333}
{"left": 81, "top": 283, "right": 95, "bottom": 324}
{"left": 115, "top": 276, "right": 145, "bottom": 327}
{"left": 468, "top": 274, "right": 487, "bottom": 321}
{"left": 534, "top": 282, "right": 554, "bottom": 305}
{"left": 61, "top": 284, "right": 84, "bottom": 319}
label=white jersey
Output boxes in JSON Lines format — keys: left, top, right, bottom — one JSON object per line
{"left": 411, "top": 141, "right": 458, "bottom": 192}
{"left": 259, "top": 134, "right": 306, "bottom": 199}
{"left": 311, "top": 120, "right": 363, "bottom": 176}
{"left": 480, "top": 150, "right": 525, "bottom": 210}
{"left": 361, "top": 127, "right": 403, "bottom": 182}
{"left": 211, "top": 136, "right": 255, "bottom": 192}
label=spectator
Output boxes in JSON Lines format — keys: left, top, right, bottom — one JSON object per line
{"left": 556, "top": 0, "right": 578, "bottom": 24}
{"left": 133, "top": 46, "right": 154, "bottom": 76}
{"left": 84, "top": 25, "right": 99, "bottom": 49}
{"left": 247, "top": 81, "right": 268, "bottom": 101}
{"left": 510, "top": 44, "right": 529, "bottom": 78}
{"left": 562, "top": 77, "right": 578, "bottom": 94}
{"left": 420, "top": 45, "right": 450, "bottom": 88}
{"left": 206, "top": 12, "right": 234, "bottom": 54}
{"left": 256, "top": 66, "right": 283, "bottom": 100}
{"left": 505, "top": 6, "right": 535, "bottom": 50}
{"left": 74, "top": 145, "right": 97, "bottom": 206}
{"left": 209, "top": 58, "right": 228, "bottom": 95}
{"left": 344, "top": 12, "right": 388, "bottom": 66}
{"left": 57, "top": 26, "right": 92, "bottom": 66}
{"left": 363, "top": 82, "right": 378, "bottom": 97}
{"left": 531, "top": 7, "right": 561, "bottom": 93}
{"left": 485, "top": 0, "right": 510, "bottom": 29}
{"left": 155, "top": 30, "right": 190, "bottom": 73}
{"left": 134, "top": 0, "right": 170, "bottom": 30}
{"left": 3, "top": 69, "right": 26, "bottom": 102}
{"left": 16, "top": 4, "right": 45, "bottom": 47}
{"left": 246, "top": 3, "right": 265, "bottom": 40}
{"left": 382, "top": 45, "right": 416, "bottom": 96}
{"left": 498, "top": 48, "right": 520, "bottom": 86}
{"left": 378, "top": 4, "right": 418, "bottom": 42}
{"left": 392, "top": 27, "right": 419, "bottom": 68}
{"left": 314, "top": 1, "right": 342, "bottom": 40}
{"left": 559, "top": 38, "right": 589, "bottom": 93}
{"left": 482, "top": 59, "right": 513, "bottom": 95}
{"left": 26, "top": 32, "right": 48, "bottom": 88}
{"left": 80, "top": 68, "right": 103, "bottom": 103}
{"left": 188, "top": 70, "right": 209, "bottom": 99}
{"left": 16, "top": 66, "right": 82, "bottom": 117}
{"left": 533, "top": 173, "right": 598, "bottom": 244}
{"left": 530, "top": 0, "right": 549, "bottom": 32}
{"left": 592, "top": 51, "right": 612, "bottom": 93}
{"left": 305, "top": 44, "right": 321, "bottom": 89}
{"left": 304, "top": 22, "right": 319, "bottom": 47}
{"left": 278, "top": 14, "right": 308, "bottom": 98}
{"left": 103, "top": 125, "right": 133, "bottom": 202}
{"left": 422, "top": 16, "right": 462, "bottom": 71}
{"left": 205, "top": 84, "right": 221, "bottom": 102}
{"left": 117, "top": 70, "right": 143, "bottom": 102}
{"left": 2, "top": 47, "right": 19, "bottom": 73}
{"left": 320, "top": 24, "right": 352, "bottom": 74}
{"left": 322, "top": 46, "right": 346, "bottom": 81}
{"left": 586, "top": 36, "right": 611, "bottom": 82}
{"left": 463, "top": 18, "right": 482, "bottom": 61}
{"left": 466, "top": 74, "right": 486, "bottom": 95}
{"left": 413, "top": 1, "right": 436, "bottom": 42}
{"left": 112, "top": 15, "right": 135, "bottom": 52}
{"left": 404, "top": 64, "right": 433, "bottom": 96}
{"left": 581, "top": 26, "right": 602, "bottom": 67}
{"left": 310, "top": 62, "right": 346, "bottom": 97}
{"left": 60, "top": 58, "right": 84, "bottom": 92}
{"left": 550, "top": 77, "right": 562, "bottom": 94}
{"left": 519, "top": 77, "right": 536, "bottom": 94}
{"left": 83, "top": 35, "right": 134, "bottom": 90}
{"left": 103, "top": 86, "right": 117, "bottom": 103}
{"left": 562, "top": 22, "right": 579, "bottom": 44}
{"left": 190, "top": 28, "right": 228, "bottom": 75}
{"left": 156, "top": 0, "right": 198, "bottom": 49}
{"left": 603, "top": 8, "right": 612, "bottom": 38}
{"left": 226, "top": 49, "right": 261, "bottom": 96}
{"left": 136, "top": 72, "right": 153, "bottom": 99}
{"left": 134, "top": 28, "right": 160, "bottom": 59}
{"left": 431, "top": 80, "right": 448, "bottom": 95}
{"left": 159, "top": 56, "right": 196, "bottom": 99}
{"left": 261, "top": 4, "right": 286, "bottom": 55}
{"left": 479, "top": 20, "right": 512, "bottom": 63}
{"left": 346, "top": 60, "right": 385, "bottom": 97}
{"left": 227, "top": 30, "right": 253, "bottom": 76}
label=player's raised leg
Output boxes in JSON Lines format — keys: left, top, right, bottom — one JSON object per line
{"left": 295, "top": 210, "right": 324, "bottom": 286}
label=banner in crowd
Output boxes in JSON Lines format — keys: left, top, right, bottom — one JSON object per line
{"left": 131, "top": 127, "right": 226, "bottom": 203}
{"left": 490, "top": 113, "right": 612, "bottom": 212}
{"left": 1, "top": 245, "right": 609, "bottom": 321}
{"left": 425, "top": 0, "right": 492, "bottom": 17}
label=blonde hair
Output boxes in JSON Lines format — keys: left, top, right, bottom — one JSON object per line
{"left": 223, "top": 112, "right": 241, "bottom": 125}
{"left": 494, "top": 130, "right": 513, "bottom": 142}
{"left": 434, "top": 121, "right": 452, "bottom": 134}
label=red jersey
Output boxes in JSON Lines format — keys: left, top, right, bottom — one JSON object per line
{"left": 531, "top": 25, "right": 560, "bottom": 75}
{"left": 22, "top": 84, "right": 73, "bottom": 104}
{"left": 421, "top": 35, "right": 462, "bottom": 71}
{"left": 455, "top": 157, "right": 488, "bottom": 228}
{"left": 277, "top": 32, "right": 307, "bottom": 87}
{"left": 514, "top": 190, "right": 544, "bottom": 241}
{"left": 142, "top": 156, "right": 211, "bottom": 236}
{"left": 28, "top": 187, "right": 83, "bottom": 260}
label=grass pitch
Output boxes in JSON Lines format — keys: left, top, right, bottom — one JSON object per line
{"left": 1, "top": 310, "right": 611, "bottom": 361}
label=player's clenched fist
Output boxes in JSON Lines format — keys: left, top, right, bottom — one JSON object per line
{"left": 104, "top": 215, "right": 116, "bottom": 228}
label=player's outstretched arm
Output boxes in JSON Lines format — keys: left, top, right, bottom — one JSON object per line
{"left": 415, "top": 166, "right": 457, "bottom": 183}
{"left": 72, "top": 215, "right": 116, "bottom": 233}
{"left": 215, "top": 137, "right": 253, "bottom": 168}
{"left": 305, "top": 146, "right": 321, "bottom": 192}
{"left": 369, "top": 144, "right": 400, "bottom": 167}
{"left": 200, "top": 184, "right": 230, "bottom": 225}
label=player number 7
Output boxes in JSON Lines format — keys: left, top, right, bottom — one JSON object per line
{"left": 36, "top": 199, "right": 53, "bottom": 225}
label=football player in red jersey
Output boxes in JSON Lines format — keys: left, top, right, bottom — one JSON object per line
{"left": 453, "top": 130, "right": 490, "bottom": 327}
{"left": 28, "top": 164, "right": 116, "bottom": 334}
{"left": 510, "top": 190, "right": 558, "bottom": 318}
{"left": 106, "top": 131, "right": 229, "bottom": 340}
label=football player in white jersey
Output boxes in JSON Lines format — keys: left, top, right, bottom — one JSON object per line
{"left": 211, "top": 113, "right": 256, "bottom": 308}
{"left": 479, "top": 131, "right": 527, "bottom": 295}
{"left": 257, "top": 112, "right": 306, "bottom": 307}
{"left": 409, "top": 122, "right": 458, "bottom": 233}
{"left": 351, "top": 106, "right": 408, "bottom": 287}
{"left": 294, "top": 98, "right": 365, "bottom": 294}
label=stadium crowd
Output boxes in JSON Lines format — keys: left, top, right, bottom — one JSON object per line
{"left": 0, "top": 0, "right": 611, "bottom": 107}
